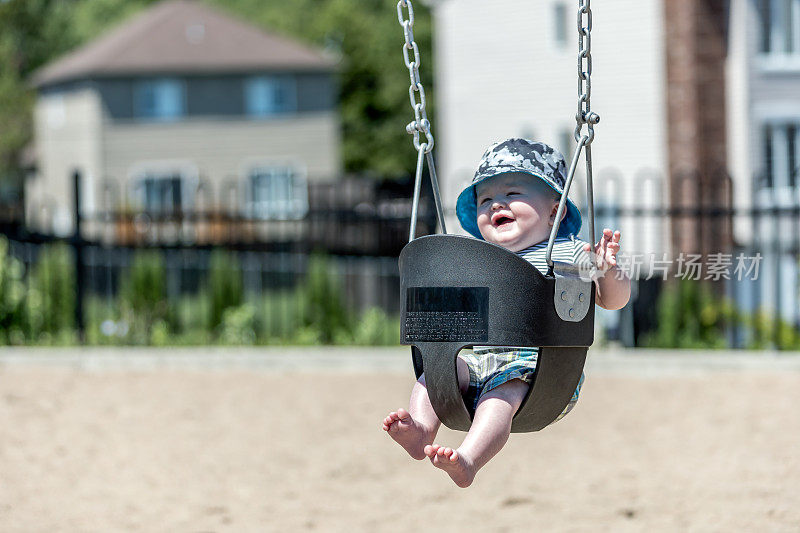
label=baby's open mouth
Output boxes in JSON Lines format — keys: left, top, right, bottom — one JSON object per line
{"left": 492, "top": 214, "right": 515, "bottom": 227}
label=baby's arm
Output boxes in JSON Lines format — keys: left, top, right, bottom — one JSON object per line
{"left": 583, "top": 228, "right": 631, "bottom": 310}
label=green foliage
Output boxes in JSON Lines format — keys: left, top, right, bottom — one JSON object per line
{"left": 741, "top": 309, "right": 800, "bottom": 350}
{"left": 641, "top": 279, "right": 733, "bottom": 349}
{"left": 0, "top": 236, "right": 27, "bottom": 343}
{"left": 296, "top": 254, "right": 352, "bottom": 343}
{"left": 0, "top": 237, "right": 78, "bottom": 344}
{"left": 119, "top": 250, "right": 169, "bottom": 342}
{"left": 290, "top": 256, "right": 401, "bottom": 345}
{"left": 0, "top": 71, "right": 33, "bottom": 184}
{"left": 0, "top": 0, "right": 79, "bottom": 182}
{"left": 641, "top": 278, "right": 800, "bottom": 350}
{"left": 218, "top": 303, "right": 258, "bottom": 345}
{"left": 68, "top": 0, "right": 163, "bottom": 44}
{"left": 149, "top": 319, "right": 171, "bottom": 346}
{"left": 1, "top": 240, "right": 402, "bottom": 346}
{"left": 31, "top": 243, "right": 75, "bottom": 335}
{"left": 351, "top": 307, "right": 400, "bottom": 346}
{"left": 207, "top": 249, "right": 244, "bottom": 330}
{"left": 0, "top": 0, "right": 81, "bottom": 75}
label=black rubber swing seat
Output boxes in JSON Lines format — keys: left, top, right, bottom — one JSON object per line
{"left": 400, "top": 234, "right": 595, "bottom": 433}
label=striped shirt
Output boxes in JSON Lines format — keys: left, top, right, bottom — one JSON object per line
{"left": 514, "top": 235, "right": 592, "bottom": 276}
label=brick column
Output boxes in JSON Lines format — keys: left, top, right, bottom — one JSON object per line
{"left": 663, "top": 0, "right": 732, "bottom": 264}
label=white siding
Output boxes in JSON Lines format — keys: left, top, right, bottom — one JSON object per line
{"left": 27, "top": 88, "right": 103, "bottom": 235}
{"left": 101, "top": 113, "right": 341, "bottom": 199}
{"left": 432, "top": 0, "right": 668, "bottom": 255}
{"left": 729, "top": 0, "right": 800, "bottom": 247}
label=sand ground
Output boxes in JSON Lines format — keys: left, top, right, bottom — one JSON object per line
{"left": 0, "top": 348, "right": 798, "bottom": 532}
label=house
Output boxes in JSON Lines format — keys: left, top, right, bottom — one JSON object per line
{"left": 26, "top": 0, "right": 340, "bottom": 237}
{"left": 727, "top": 0, "right": 800, "bottom": 326}
{"left": 430, "top": 0, "right": 800, "bottom": 334}
{"left": 431, "top": 0, "right": 673, "bottom": 258}
{"left": 730, "top": 0, "right": 800, "bottom": 220}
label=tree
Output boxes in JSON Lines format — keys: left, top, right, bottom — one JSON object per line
{"left": 0, "top": 0, "right": 76, "bottom": 192}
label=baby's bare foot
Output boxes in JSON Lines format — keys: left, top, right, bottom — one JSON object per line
{"left": 424, "top": 444, "right": 476, "bottom": 488}
{"left": 382, "top": 408, "right": 433, "bottom": 460}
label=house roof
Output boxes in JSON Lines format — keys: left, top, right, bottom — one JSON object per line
{"left": 31, "top": 0, "right": 336, "bottom": 87}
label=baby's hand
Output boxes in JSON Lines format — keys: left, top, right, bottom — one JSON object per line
{"left": 583, "top": 228, "right": 621, "bottom": 273}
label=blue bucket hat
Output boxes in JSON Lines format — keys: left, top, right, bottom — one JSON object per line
{"left": 456, "top": 138, "right": 582, "bottom": 240}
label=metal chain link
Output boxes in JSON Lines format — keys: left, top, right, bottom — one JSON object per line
{"left": 574, "top": 0, "right": 600, "bottom": 144}
{"left": 550, "top": 0, "right": 600, "bottom": 269}
{"left": 397, "top": 0, "right": 434, "bottom": 153}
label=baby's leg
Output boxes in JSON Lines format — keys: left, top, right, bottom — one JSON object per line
{"left": 425, "top": 378, "right": 529, "bottom": 488}
{"left": 383, "top": 357, "right": 471, "bottom": 460}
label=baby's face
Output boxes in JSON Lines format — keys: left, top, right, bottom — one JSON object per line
{"left": 475, "top": 173, "right": 561, "bottom": 252}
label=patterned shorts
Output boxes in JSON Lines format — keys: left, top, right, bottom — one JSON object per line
{"left": 459, "top": 347, "right": 584, "bottom": 422}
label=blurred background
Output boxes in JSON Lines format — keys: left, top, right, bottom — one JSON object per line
{"left": 0, "top": 0, "right": 798, "bottom": 350}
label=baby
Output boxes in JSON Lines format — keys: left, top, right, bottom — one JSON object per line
{"left": 383, "top": 138, "right": 632, "bottom": 487}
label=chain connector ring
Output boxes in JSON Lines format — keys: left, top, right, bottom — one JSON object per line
{"left": 398, "top": 0, "right": 435, "bottom": 154}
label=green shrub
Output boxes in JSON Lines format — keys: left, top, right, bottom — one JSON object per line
{"left": 208, "top": 249, "right": 243, "bottom": 330}
{"left": 0, "top": 236, "right": 27, "bottom": 343}
{"left": 172, "top": 292, "right": 210, "bottom": 339}
{"left": 149, "top": 319, "right": 171, "bottom": 346}
{"left": 3, "top": 240, "right": 403, "bottom": 347}
{"left": 351, "top": 307, "right": 400, "bottom": 346}
{"left": 640, "top": 278, "right": 735, "bottom": 349}
{"left": 256, "top": 289, "right": 300, "bottom": 342}
{"left": 218, "top": 303, "right": 258, "bottom": 345}
{"left": 296, "top": 254, "right": 352, "bottom": 343}
{"left": 32, "top": 243, "right": 75, "bottom": 336}
{"left": 641, "top": 277, "right": 800, "bottom": 350}
{"left": 743, "top": 309, "right": 800, "bottom": 350}
{"left": 120, "top": 250, "right": 169, "bottom": 343}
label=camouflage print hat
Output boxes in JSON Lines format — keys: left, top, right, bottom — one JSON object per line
{"left": 456, "top": 138, "right": 582, "bottom": 240}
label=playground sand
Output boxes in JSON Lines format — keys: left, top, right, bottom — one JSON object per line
{"left": 0, "top": 364, "right": 798, "bottom": 531}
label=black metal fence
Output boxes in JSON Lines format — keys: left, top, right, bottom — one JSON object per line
{"left": 2, "top": 173, "right": 438, "bottom": 346}
{"left": 570, "top": 169, "right": 800, "bottom": 350}
{"left": 2, "top": 238, "right": 402, "bottom": 346}
{"left": 2, "top": 170, "right": 799, "bottom": 349}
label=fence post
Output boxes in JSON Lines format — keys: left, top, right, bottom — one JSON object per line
{"left": 72, "top": 170, "right": 85, "bottom": 342}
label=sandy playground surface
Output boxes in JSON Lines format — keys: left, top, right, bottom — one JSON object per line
{"left": 0, "top": 347, "right": 799, "bottom": 532}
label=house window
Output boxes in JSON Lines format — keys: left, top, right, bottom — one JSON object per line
{"left": 245, "top": 76, "right": 296, "bottom": 117}
{"left": 759, "top": 0, "right": 800, "bottom": 56}
{"left": 136, "top": 174, "right": 184, "bottom": 214}
{"left": 134, "top": 78, "right": 185, "bottom": 121}
{"left": 553, "top": 2, "right": 568, "bottom": 46}
{"left": 762, "top": 122, "right": 799, "bottom": 190}
{"left": 246, "top": 167, "right": 307, "bottom": 219}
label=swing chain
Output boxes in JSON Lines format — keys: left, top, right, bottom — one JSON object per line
{"left": 398, "top": 0, "right": 434, "bottom": 153}
{"left": 575, "top": 0, "right": 599, "bottom": 145}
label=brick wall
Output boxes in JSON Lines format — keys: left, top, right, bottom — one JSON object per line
{"left": 664, "top": 0, "right": 733, "bottom": 262}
